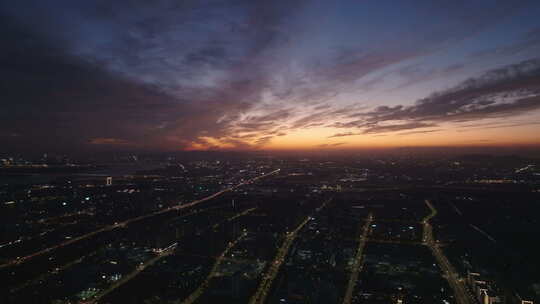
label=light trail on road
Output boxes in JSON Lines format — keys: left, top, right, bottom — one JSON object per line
{"left": 469, "top": 224, "right": 496, "bottom": 243}
{"left": 343, "top": 212, "right": 373, "bottom": 304}
{"left": 211, "top": 207, "right": 257, "bottom": 230}
{"left": 180, "top": 233, "right": 247, "bottom": 304}
{"left": 249, "top": 197, "right": 332, "bottom": 304}
{"left": 91, "top": 206, "right": 258, "bottom": 304}
{"left": 9, "top": 249, "right": 101, "bottom": 294}
{"left": 423, "top": 200, "right": 474, "bottom": 304}
{"left": 86, "top": 246, "right": 176, "bottom": 304}
{"left": 0, "top": 169, "right": 280, "bottom": 269}
{"left": 8, "top": 204, "right": 250, "bottom": 301}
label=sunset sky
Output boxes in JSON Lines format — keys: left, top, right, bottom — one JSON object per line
{"left": 2, "top": 0, "right": 540, "bottom": 152}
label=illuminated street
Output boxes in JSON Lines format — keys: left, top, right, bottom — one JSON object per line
{"left": 423, "top": 200, "right": 474, "bottom": 304}
{"left": 343, "top": 213, "right": 373, "bottom": 304}
{"left": 249, "top": 198, "right": 332, "bottom": 304}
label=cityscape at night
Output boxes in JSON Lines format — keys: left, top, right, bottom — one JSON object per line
{"left": 2, "top": 1, "right": 540, "bottom": 304}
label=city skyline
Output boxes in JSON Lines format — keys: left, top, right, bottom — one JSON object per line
{"left": 2, "top": 0, "right": 540, "bottom": 153}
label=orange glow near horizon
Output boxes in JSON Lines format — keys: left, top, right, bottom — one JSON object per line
{"left": 268, "top": 129, "right": 539, "bottom": 150}
{"left": 179, "top": 108, "right": 540, "bottom": 151}
{"left": 184, "top": 122, "right": 540, "bottom": 151}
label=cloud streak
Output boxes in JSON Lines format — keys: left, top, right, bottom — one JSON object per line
{"left": 332, "top": 59, "right": 540, "bottom": 135}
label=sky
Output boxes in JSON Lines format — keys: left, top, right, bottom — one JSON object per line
{"left": 2, "top": 0, "right": 540, "bottom": 153}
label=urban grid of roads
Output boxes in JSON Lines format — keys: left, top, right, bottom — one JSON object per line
{"left": 1, "top": 167, "right": 481, "bottom": 304}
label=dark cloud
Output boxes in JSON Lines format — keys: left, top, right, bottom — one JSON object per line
{"left": 240, "top": 109, "right": 293, "bottom": 123}
{"left": 328, "top": 132, "right": 360, "bottom": 138}
{"left": 313, "top": 104, "right": 331, "bottom": 110}
{"left": 456, "top": 121, "right": 540, "bottom": 132}
{"left": 281, "top": 104, "right": 366, "bottom": 131}
{"left": 289, "top": 111, "right": 333, "bottom": 129}
{"left": 362, "top": 122, "right": 437, "bottom": 134}
{"left": 254, "top": 136, "right": 274, "bottom": 146}
{"left": 335, "top": 59, "right": 540, "bottom": 134}
{"left": 397, "top": 129, "right": 442, "bottom": 136}
{"left": 235, "top": 122, "right": 278, "bottom": 132}
{"left": 0, "top": 16, "right": 187, "bottom": 152}
{"left": 317, "top": 142, "right": 346, "bottom": 148}
{"left": 0, "top": 1, "right": 306, "bottom": 152}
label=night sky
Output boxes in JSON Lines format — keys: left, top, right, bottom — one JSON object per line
{"left": 2, "top": 0, "right": 540, "bottom": 153}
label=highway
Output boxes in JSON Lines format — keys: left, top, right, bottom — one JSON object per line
{"left": 87, "top": 206, "right": 258, "bottom": 304}
{"left": 469, "top": 224, "right": 496, "bottom": 243}
{"left": 86, "top": 245, "right": 176, "bottom": 304}
{"left": 180, "top": 233, "right": 247, "bottom": 304}
{"left": 0, "top": 169, "right": 280, "bottom": 269}
{"left": 248, "top": 197, "right": 332, "bottom": 304}
{"left": 9, "top": 248, "right": 101, "bottom": 294}
{"left": 343, "top": 212, "right": 373, "bottom": 304}
{"left": 211, "top": 207, "right": 257, "bottom": 230}
{"left": 7, "top": 206, "right": 219, "bottom": 297}
{"left": 0, "top": 209, "right": 95, "bottom": 251}
{"left": 423, "top": 200, "right": 474, "bottom": 304}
